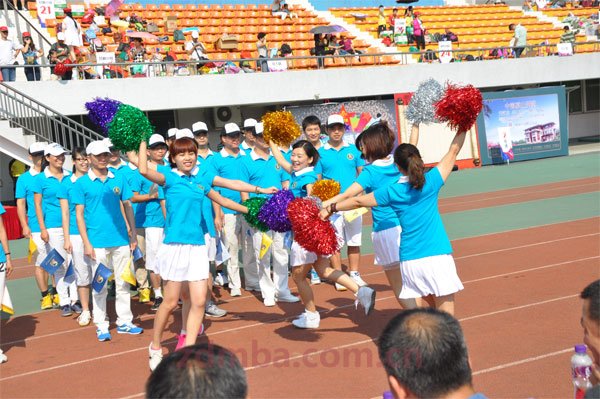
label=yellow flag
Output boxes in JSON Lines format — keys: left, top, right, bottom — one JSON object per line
{"left": 259, "top": 233, "right": 272, "bottom": 260}
{"left": 120, "top": 256, "right": 136, "bottom": 286}
{"left": 2, "top": 286, "right": 14, "bottom": 315}
{"left": 344, "top": 207, "right": 368, "bottom": 223}
{"left": 28, "top": 237, "right": 37, "bottom": 263}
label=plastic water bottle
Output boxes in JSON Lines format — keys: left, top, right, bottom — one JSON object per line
{"left": 571, "top": 344, "right": 593, "bottom": 399}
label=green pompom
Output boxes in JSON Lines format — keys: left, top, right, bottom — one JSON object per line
{"left": 107, "top": 104, "right": 154, "bottom": 152}
{"left": 243, "top": 197, "right": 269, "bottom": 232}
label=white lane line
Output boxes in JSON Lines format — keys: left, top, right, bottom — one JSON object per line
{"left": 473, "top": 348, "right": 572, "bottom": 375}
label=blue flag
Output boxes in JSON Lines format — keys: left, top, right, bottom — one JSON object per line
{"left": 64, "top": 260, "right": 76, "bottom": 284}
{"left": 132, "top": 247, "right": 144, "bottom": 262}
{"left": 40, "top": 249, "right": 65, "bottom": 275}
{"left": 92, "top": 263, "right": 113, "bottom": 293}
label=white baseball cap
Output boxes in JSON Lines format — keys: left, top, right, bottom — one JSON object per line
{"left": 191, "top": 30, "right": 199, "bottom": 38}
{"left": 102, "top": 137, "right": 116, "bottom": 151}
{"left": 327, "top": 114, "right": 345, "bottom": 127}
{"left": 57, "top": 32, "right": 65, "bottom": 41}
{"left": 44, "top": 143, "right": 68, "bottom": 156}
{"left": 243, "top": 118, "right": 257, "bottom": 128}
{"left": 176, "top": 128, "right": 194, "bottom": 140}
{"left": 167, "top": 128, "right": 178, "bottom": 138}
{"left": 192, "top": 121, "right": 208, "bottom": 133}
{"left": 29, "top": 142, "right": 47, "bottom": 155}
{"left": 86, "top": 140, "right": 112, "bottom": 156}
{"left": 223, "top": 122, "right": 241, "bottom": 135}
{"left": 148, "top": 134, "right": 167, "bottom": 147}
{"left": 254, "top": 122, "right": 264, "bottom": 135}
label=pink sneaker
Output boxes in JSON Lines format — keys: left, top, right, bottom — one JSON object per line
{"left": 175, "top": 324, "right": 205, "bottom": 351}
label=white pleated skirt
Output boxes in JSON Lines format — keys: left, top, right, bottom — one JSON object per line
{"left": 372, "top": 225, "right": 401, "bottom": 267}
{"left": 156, "top": 243, "right": 209, "bottom": 282}
{"left": 399, "top": 254, "right": 464, "bottom": 299}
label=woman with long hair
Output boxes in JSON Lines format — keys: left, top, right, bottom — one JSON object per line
{"left": 61, "top": 7, "right": 83, "bottom": 58}
{"left": 21, "top": 32, "right": 43, "bottom": 81}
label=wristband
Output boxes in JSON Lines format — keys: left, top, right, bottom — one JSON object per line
{"left": 331, "top": 203, "right": 337, "bottom": 213}
{"left": 4, "top": 252, "right": 10, "bottom": 256}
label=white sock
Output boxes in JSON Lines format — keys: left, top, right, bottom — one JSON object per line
{"left": 154, "top": 288, "right": 162, "bottom": 298}
{"left": 180, "top": 329, "right": 186, "bottom": 335}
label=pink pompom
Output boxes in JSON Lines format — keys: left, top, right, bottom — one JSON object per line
{"left": 434, "top": 84, "right": 483, "bottom": 133}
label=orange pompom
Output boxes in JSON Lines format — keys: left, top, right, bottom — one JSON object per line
{"left": 262, "top": 110, "right": 302, "bottom": 148}
{"left": 312, "top": 179, "right": 341, "bottom": 202}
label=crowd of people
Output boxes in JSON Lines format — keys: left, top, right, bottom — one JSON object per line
{"left": 0, "top": 111, "right": 471, "bottom": 372}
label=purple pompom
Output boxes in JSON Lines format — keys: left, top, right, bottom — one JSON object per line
{"left": 85, "top": 98, "right": 122, "bottom": 135}
{"left": 258, "top": 190, "right": 295, "bottom": 232}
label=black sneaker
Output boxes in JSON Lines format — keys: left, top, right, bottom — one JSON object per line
{"left": 151, "top": 297, "right": 163, "bottom": 311}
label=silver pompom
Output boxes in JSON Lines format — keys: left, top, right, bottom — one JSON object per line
{"left": 405, "top": 78, "right": 445, "bottom": 125}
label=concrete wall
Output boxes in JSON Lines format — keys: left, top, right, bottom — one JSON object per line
{"left": 570, "top": 111, "right": 600, "bottom": 139}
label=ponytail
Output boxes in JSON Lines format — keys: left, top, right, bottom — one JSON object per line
{"left": 393, "top": 143, "right": 425, "bottom": 190}
{"left": 406, "top": 154, "right": 425, "bottom": 190}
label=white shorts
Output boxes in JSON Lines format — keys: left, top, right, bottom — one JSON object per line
{"left": 399, "top": 254, "right": 464, "bottom": 299}
{"left": 156, "top": 243, "right": 209, "bottom": 282}
{"left": 290, "top": 240, "right": 317, "bottom": 267}
{"left": 372, "top": 225, "right": 401, "bottom": 267}
{"left": 31, "top": 232, "right": 49, "bottom": 267}
{"left": 331, "top": 212, "right": 362, "bottom": 247}
{"left": 205, "top": 233, "right": 216, "bottom": 262}
{"left": 69, "top": 235, "right": 91, "bottom": 286}
{"left": 145, "top": 227, "right": 164, "bottom": 272}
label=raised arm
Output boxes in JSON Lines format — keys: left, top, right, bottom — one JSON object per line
{"left": 409, "top": 123, "right": 420, "bottom": 145}
{"left": 137, "top": 140, "right": 165, "bottom": 186}
{"left": 322, "top": 182, "right": 364, "bottom": 209}
{"left": 437, "top": 132, "right": 467, "bottom": 182}
{"left": 212, "top": 175, "right": 277, "bottom": 195}
{"left": 320, "top": 192, "right": 378, "bottom": 220}
{"left": 268, "top": 140, "right": 293, "bottom": 174}
{"left": 207, "top": 189, "right": 248, "bottom": 214}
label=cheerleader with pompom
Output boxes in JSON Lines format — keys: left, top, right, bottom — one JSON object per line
{"left": 323, "top": 132, "right": 467, "bottom": 315}
{"left": 269, "top": 139, "right": 376, "bottom": 329}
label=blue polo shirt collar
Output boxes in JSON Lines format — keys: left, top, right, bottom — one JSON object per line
{"left": 250, "top": 149, "right": 272, "bottom": 161}
{"left": 220, "top": 148, "right": 245, "bottom": 158}
{"left": 173, "top": 166, "right": 200, "bottom": 177}
{"left": 398, "top": 175, "right": 409, "bottom": 183}
{"left": 70, "top": 174, "right": 78, "bottom": 183}
{"left": 199, "top": 149, "right": 214, "bottom": 158}
{"left": 324, "top": 141, "right": 350, "bottom": 150}
{"left": 30, "top": 168, "right": 41, "bottom": 176}
{"left": 293, "top": 166, "right": 314, "bottom": 177}
{"left": 43, "top": 167, "right": 70, "bottom": 178}
{"left": 88, "top": 169, "right": 115, "bottom": 181}
{"left": 372, "top": 155, "right": 394, "bottom": 167}
{"left": 241, "top": 141, "right": 252, "bottom": 150}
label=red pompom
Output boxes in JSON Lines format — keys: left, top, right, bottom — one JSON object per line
{"left": 434, "top": 84, "right": 483, "bottom": 133}
{"left": 287, "top": 198, "right": 340, "bottom": 256}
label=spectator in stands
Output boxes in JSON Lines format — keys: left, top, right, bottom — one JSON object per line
{"left": 49, "top": 32, "right": 73, "bottom": 80}
{"left": 271, "top": 0, "right": 287, "bottom": 20}
{"left": 388, "top": 8, "right": 399, "bottom": 32}
{"left": 62, "top": 7, "right": 83, "bottom": 59}
{"left": 442, "top": 29, "right": 458, "bottom": 42}
{"left": 114, "top": 32, "right": 130, "bottom": 61}
{"left": 11, "top": 0, "right": 25, "bottom": 11}
{"left": 130, "top": 37, "right": 148, "bottom": 77}
{"left": 404, "top": 7, "right": 415, "bottom": 43}
{"left": 522, "top": 0, "right": 533, "bottom": 10}
{"left": 580, "top": 280, "right": 600, "bottom": 399}
{"left": 412, "top": 12, "right": 426, "bottom": 50}
{"left": 256, "top": 32, "right": 269, "bottom": 72}
{"left": 281, "top": 4, "right": 299, "bottom": 21}
{"left": 314, "top": 34, "right": 335, "bottom": 69}
{"left": 0, "top": 26, "right": 22, "bottom": 82}
{"left": 146, "top": 343, "right": 248, "bottom": 399}
{"left": 338, "top": 34, "right": 362, "bottom": 65}
{"left": 560, "top": 25, "right": 577, "bottom": 44}
{"left": 509, "top": 23, "right": 527, "bottom": 58}
{"left": 377, "top": 5, "right": 387, "bottom": 37}
{"left": 378, "top": 308, "right": 487, "bottom": 399}
{"left": 239, "top": 51, "right": 255, "bottom": 73}
{"left": 21, "top": 32, "right": 42, "bottom": 81}
{"left": 186, "top": 31, "right": 208, "bottom": 74}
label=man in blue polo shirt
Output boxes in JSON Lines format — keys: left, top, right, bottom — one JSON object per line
{"left": 316, "top": 114, "right": 366, "bottom": 289}
{"left": 16, "top": 142, "right": 59, "bottom": 310}
{"left": 240, "top": 123, "right": 298, "bottom": 306}
{"left": 73, "top": 140, "right": 142, "bottom": 342}
{"left": 104, "top": 138, "right": 151, "bottom": 304}
{"left": 193, "top": 121, "right": 216, "bottom": 168}
{"left": 211, "top": 123, "right": 247, "bottom": 297}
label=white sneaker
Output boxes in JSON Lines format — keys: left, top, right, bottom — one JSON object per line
{"left": 214, "top": 273, "right": 226, "bottom": 287}
{"left": 230, "top": 288, "right": 242, "bottom": 297}
{"left": 310, "top": 269, "right": 321, "bottom": 285}
{"left": 0, "top": 349, "right": 7, "bottom": 363}
{"left": 276, "top": 293, "right": 300, "bottom": 303}
{"left": 149, "top": 344, "right": 163, "bottom": 371}
{"left": 335, "top": 282, "right": 348, "bottom": 291}
{"left": 292, "top": 310, "right": 320, "bottom": 329}
{"left": 77, "top": 310, "right": 91, "bottom": 326}
{"left": 356, "top": 286, "right": 376, "bottom": 316}
{"left": 263, "top": 297, "right": 276, "bottom": 307}
{"left": 350, "top": 271, "right": 367, "bottom": 287}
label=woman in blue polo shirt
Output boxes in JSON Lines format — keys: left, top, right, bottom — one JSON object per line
{"left": 0, "top": 203, "right": 14, "bottom": 363}
{"left": 139, "top": 137, "right": 275, "bottom": 370}
{"left": 33, "top": 143, "right": 80, "bottom": 318}
{"left": 323, "top": 122, "right": 420, "bottom": 306}
{"left": 58, "top": 146, "right": 91, "bottom": 326}
{"left": 328, "top": 132, "right": 467, "bottom": 316}
{"left": 269, "top": 139, "right": 376, "bottom": 330}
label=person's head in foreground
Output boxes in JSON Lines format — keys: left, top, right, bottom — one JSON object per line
{"left": 378, "top": 308, "right": 483, "bottom": 399}
{"left": 581, "top": 280, "right": 600, "bottom": 387}
{"left": 146, "top": 343, "right": 247, "bottom": 399}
